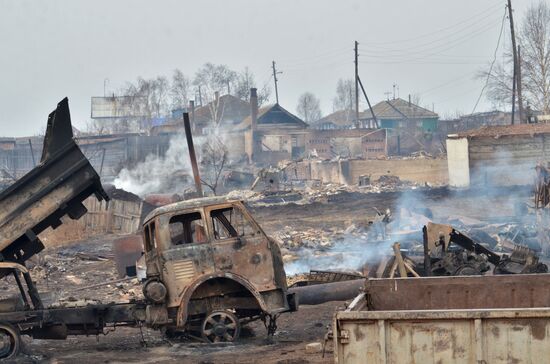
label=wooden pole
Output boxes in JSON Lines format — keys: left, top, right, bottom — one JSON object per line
{"left": 354, "top": 41, "right": 359, "bottom": 127}
{"left": 508, "top": 0, "right": 522, "bottom": 124}
{"left": 272, "top": 61, "right": 280, "bottom": 104}
{"left": 392, "top": 242, "right": 407, "bottom": 278}
{"left": 517, "top": 45, "right": 524, "bottom": 123}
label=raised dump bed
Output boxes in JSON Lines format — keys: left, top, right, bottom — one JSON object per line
{"left": 0, "top": 98, "right": 108, "bottom": 267}
{"left": 333, "top": 274, "right": 550, "bottom": 364}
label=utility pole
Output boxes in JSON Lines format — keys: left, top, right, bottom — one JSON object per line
{"left": 272, "top": 61, "right": 282, "bottom": 104}
{"left": 354, "top": 41, "right": 359, "bottom": 125}
{"left": 517, "top": 45, "right": 524, "bottom": 123}
{"left": 507, "top": 0, "right": 523, "bottom": 124}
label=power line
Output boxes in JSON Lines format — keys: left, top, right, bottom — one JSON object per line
{"left": 359, "top": 17, "right": 503, "bottom": 62}
{"left": 360, "top": 1, "right": 502, "bottom": 46}
{"left": 470, "top": 6, "right": 507, "bottom": 115}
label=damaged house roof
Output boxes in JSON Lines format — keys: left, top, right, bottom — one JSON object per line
{"left": 193, "top": 94, "right": 251, "bottom": 126}
{"left": 368, "top": 98, "right": 438, "bottom": 120}
{"left": 309, "top": 109, "right": 370, "bottom": 129}
{"left": 237, "top": 103, "right": 308, "bottom": 130}
{"left": 456, "top": 123, "right": 550, "bottom": 138}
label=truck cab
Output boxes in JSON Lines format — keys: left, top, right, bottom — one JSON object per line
{"left": 141, "top": 197, "right": 295, "bottom": 342}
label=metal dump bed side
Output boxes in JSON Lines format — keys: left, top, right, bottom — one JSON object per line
{"left": 333, "top": 274, "right": 550, "bottom": 363}
{"left": 334, "top": 308, "right": 550, "bottom": 364}
{"left": 0, "top": 98, "right": 108, "bottom": 266}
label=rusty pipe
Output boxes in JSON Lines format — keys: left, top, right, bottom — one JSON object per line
{"left": 183, "top": 112, "right": 203, "bottom": 197}
{"left": 288, "top": 279, "right": 365, "bottom": 305}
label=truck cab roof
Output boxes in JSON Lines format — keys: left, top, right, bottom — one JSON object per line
{"left": 143, "top": 196, "right": 241, "bottom": 224}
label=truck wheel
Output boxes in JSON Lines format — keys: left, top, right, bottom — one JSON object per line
{"left": 0, "top": 323, "right": 20, "bottom": 359}
{"left": 201, "top": 310, "right": 241, "bottom": 343}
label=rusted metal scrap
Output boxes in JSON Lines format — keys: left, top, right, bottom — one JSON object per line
{"left": 287, "top": 269, "right": 363, "bottom": 288}
{"left": 424, "top": 224, "right": 548, "bottom": 276}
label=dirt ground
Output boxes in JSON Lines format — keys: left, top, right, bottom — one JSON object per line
{"left": 7, "top": 186, "right": 530, "bottom": 363}
{"left": 15, "top": 302, "right": 341, "bottom": 364}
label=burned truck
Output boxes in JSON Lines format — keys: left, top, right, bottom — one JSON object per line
{"left": 141, "top": 197, "right": 294, "bottom": 341}
{"left": 0, "top": 98, "right": 295, "bottom": 359}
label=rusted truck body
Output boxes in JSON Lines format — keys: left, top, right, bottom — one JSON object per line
{"left": 141, "top": 197, "right": 294, "bottom": 340}
{"left": 333, "top": 275, "right": 550, "bottom": 364}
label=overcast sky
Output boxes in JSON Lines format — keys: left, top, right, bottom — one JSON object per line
{"left": 0, "top": 0, "right": 543, "bottom": 136}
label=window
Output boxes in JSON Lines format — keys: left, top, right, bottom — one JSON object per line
{"left": 210, "top": 207, "right": 257, "bottom": 240}
{"left": 144, "top": 222, "right": 157, "bottom": 252}
{"left": 168, "top": 212, "right": 207, "bottom": 245}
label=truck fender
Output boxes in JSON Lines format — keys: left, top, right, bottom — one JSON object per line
{"left": 176, "top": 272, "right": 268, "bottom": 328}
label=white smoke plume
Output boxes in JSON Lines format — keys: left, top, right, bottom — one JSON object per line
{"left": 114, "top": 133, "right": 193, "bottom": 197}
{"left": 114, "top": 128, "right": 232, "bottom": 197}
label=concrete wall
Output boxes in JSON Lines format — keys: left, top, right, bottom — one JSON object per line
{"left": 467, "top": 134, "right": 550, "bottom": 187}
{"left": 293, "top": 158, "right": 448, "bottom": 185}
{"left": 447, "top": 137, "right": 470, "bottom": 187}
{"left": 348, "top": 159, "right": 448, "bottom": 185}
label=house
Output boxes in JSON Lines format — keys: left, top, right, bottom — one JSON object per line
{"left": 447, "top": 123, "right": 550, "bottom": 188}
{"left": 310, "top": 109, "right": 378, "bottom": 130}
{"left": 193, "top": 93, "right": 251, "bottom": 134}
{"left": 438, "top": 111, "right": 518, "bottom": 135}
{"left": 364, "top": 97, "right": 439, "bottom": 132}
{"left": 305, "top": 129, "right": 387, "bottom": 160}
{"left": 238, "top": 89, "right": 308, "bottom": 164}
{"left": 150, "top": 94, "right": 251, "bottom": 136}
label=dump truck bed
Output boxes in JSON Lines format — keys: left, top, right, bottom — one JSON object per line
{"left": 333, "top": 274, "right": 550, "bottom": 363}
{"left": 334, "top": 308, "right": 550, "bottom": 364}
{"left": 0, "top": 98, "right": 108, "bottom": 266}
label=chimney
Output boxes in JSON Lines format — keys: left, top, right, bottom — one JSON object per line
{"left": 250, "top": 88, "right": 258, "bottom": 130}
{"left": 408, "top": 94, "right": 411, "bottom": 107}
{"left": 214, "top": 91, "right": 220, "bottom": 103}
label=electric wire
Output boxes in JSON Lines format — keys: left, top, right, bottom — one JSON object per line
{"left": 470, "top": 6, "right": 507, "bottom": 115}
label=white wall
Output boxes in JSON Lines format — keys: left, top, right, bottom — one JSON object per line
{"left": 446, "top": 137, "right": 470, "bottom": 188}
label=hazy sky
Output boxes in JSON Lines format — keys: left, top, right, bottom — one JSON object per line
{"left": 0, "top": 0, "right": 543, "bottom": 136}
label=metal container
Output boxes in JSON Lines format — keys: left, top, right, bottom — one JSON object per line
{"left": 334, "top": 308, "right": 550, "bottom": 364}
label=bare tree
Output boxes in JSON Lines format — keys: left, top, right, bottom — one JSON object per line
{"left": 234, "top": 67, "right": 271, "bottom": 106}
{"left": 332, "top": 78, "right": 356, "bottom": 112}
{"left": 170, "top": 69, "right": 190, "bottom": 110}
{"left": 411, "top": 93, "right": 422, "bottom": 107}
{"left": 519, "top": 2, "right": 550, "bottom": 113}
{"left": 482, "top": 1, "right": 550, "bottom": 113}
{"left": 194, "top": 63, "right": 238, "bottom": 125}
{"left": 199, "top": 135, "right": 228, "bottom": 195}
{"left": 297, "top": 92, "right": 322, "bottom": 122}
{"left": 121, "top": 76, "right": 171, "bottom": 130}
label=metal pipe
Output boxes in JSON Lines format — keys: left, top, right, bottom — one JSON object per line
{"left": 288, "top": 279, "right": 365, "bottom": 305}
{"left": 183, "top": 112, "right": 203, "bottom": 197}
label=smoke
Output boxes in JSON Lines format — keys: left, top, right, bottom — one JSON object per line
{"left": 284, "top": 148, "right": 541, "bottom": 276}
{"left": 114, "top": 133, "right": 193, "bottom": 197}
{"left": 284, "top": 236, "right": 393, "bottom": 276}
{"left": 113, "top": 128, "right": 233, "bottom": 197}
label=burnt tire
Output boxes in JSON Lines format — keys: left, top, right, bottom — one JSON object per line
{"left": 201, "top": 310, "right": 241, "bottom": 343}
{"left": 0, "top": 323, "right": 20, "bottom": 360}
